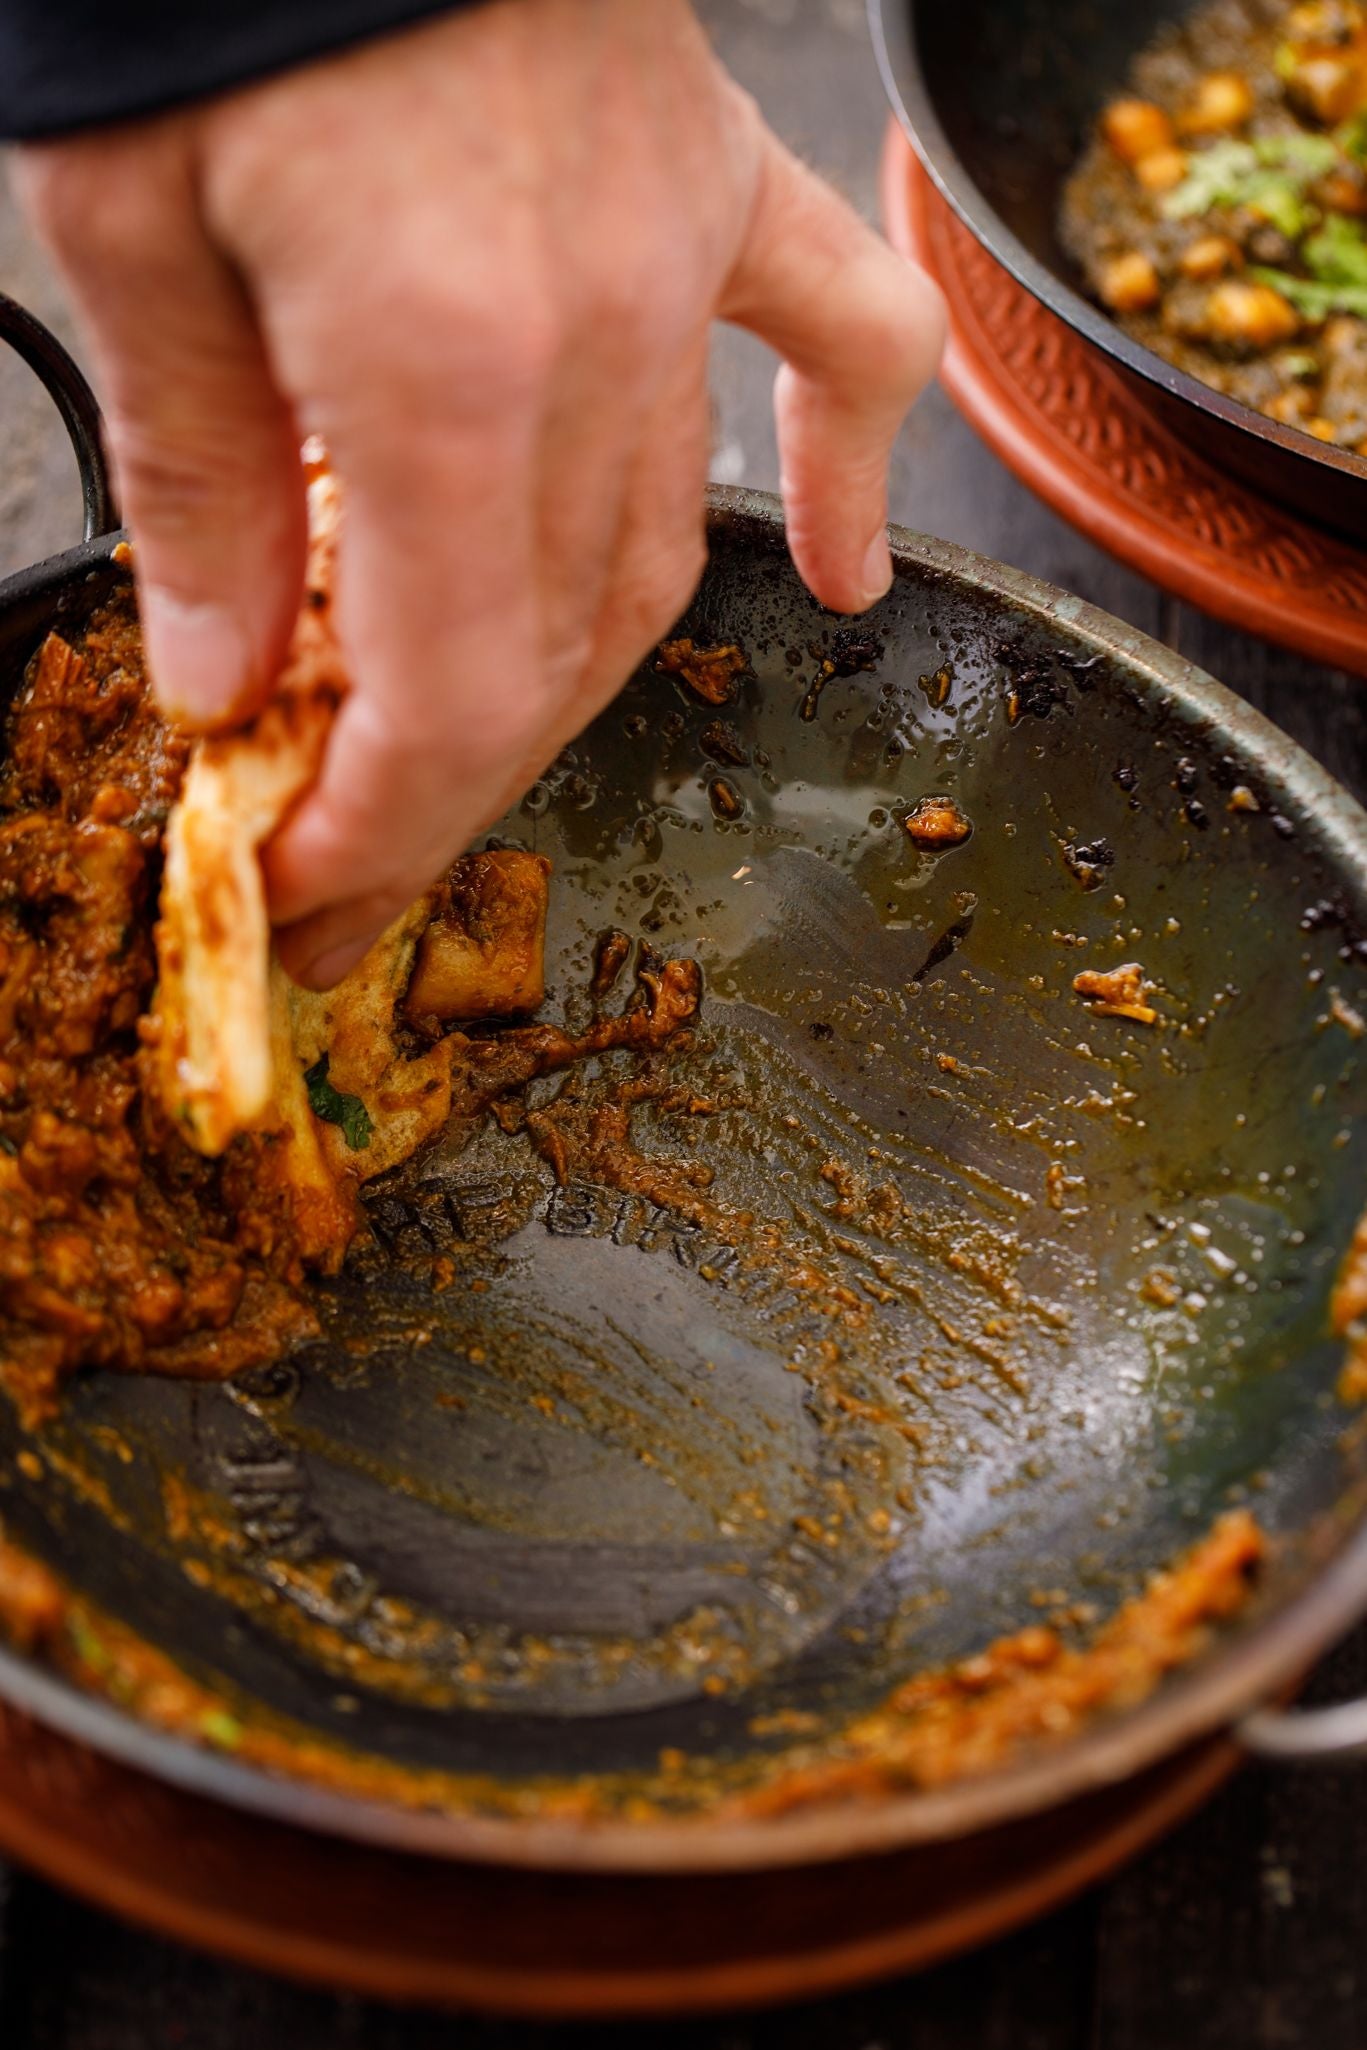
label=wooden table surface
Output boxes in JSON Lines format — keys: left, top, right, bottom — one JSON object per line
{"left": 0, "top": 1, "right": 1365, "bottom": 2042}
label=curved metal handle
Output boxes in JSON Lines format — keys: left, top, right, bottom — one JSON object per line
{"left": 1240, "top": 1695, "right": 1367, "bottom": 1762}
{"left": 0, "top": 290, "right": 116, "bottom": 542}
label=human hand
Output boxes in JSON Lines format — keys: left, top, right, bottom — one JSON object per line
{"left": 15, "top": 0, "right": 945, "bottom": 988}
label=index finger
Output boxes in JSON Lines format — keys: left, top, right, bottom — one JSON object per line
{"left": 721, "top": 121, "right": 946, "bottom": 613}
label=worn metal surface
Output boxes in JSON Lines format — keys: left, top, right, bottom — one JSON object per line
{"left": 2, "top": 481, "right": 1365, "bottom": 1870}
{"left": 0, "top": 0, "right": 1365, "bottom": 2038}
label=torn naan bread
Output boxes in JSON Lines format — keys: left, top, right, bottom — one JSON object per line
{"left": 153, "top": 472, "right": 346, "bottom": 1155}
{"left": 152, "top": 468, "right": 559, "bottom": 1282}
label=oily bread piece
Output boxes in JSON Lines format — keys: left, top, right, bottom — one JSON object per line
{"left": 153, "top": 469, "right": 556, "bottom": 1234}
{"left": 153, "top": 473, "right": 345, "bottom": 1155}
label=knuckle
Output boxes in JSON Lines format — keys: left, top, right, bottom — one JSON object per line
{"left": 584, "top": 268, "right": 670, "bottom": 365}
{"left": 472, "top": 305, "right": 559, "bottom": 404}
{"left": 618, "top": 536, "right": 708, "bottom": 645}
{"left": 18, "top": 135, "right": 183, "bottom": 274}
{"left": 543, "top": 627, "right": 597, "bottom": 698}
{"left": 350, "top": 877, "right": 428, "bottom": 934}
{"left": 14, "top": 145, "right": 108, "bottom": 255}
{"left": 445, "top": 686, "right": 551, "bottom": 779}
{"left": 346, "top": 276, "right": 560, "bottom": 415}
{"left": 722, "top": 79, "right": 765, "bottom": 148}
{"left": 107, "top": 414, "right": 267, "bottom": 533}
{"left": 859, "top": 266, "right": 947, "bottom": 392}
{"left": 107, "top": 428, "right": 221, "bottom": 531}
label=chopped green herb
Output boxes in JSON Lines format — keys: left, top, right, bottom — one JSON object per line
{"left": 1262, "top": 132, "right": 1342, "bottom": 175}
{"left": 1252, "top": 265, "right": 1367, "bottom": 318}
{"left": 199, "top": 1708, "right": 244, "bottom": 1750}
{"left": 1304, "top": 209, "right": 1367, "bottom": 285}
{"left": 1337, "top": 109, "right": 1367, "bottom": 165}
{"left": 1277, "top": 349, "right": 1322, "bottom": 379}
{"left": 303, "top": 1053, "right": 374, "bottom": 1152}
{"left": 0, "top": 1133, "right": 16, "bottom": 1158}
{"left": 1244, "top": 171, "right": 1313, "bottom": 239}
{"left": 1165, "top": 132, "right": 1339, "bottom": 237}
{"left": 1274, "top": 40, "right": 1299, "bottom": 81}
{"left": 1165, "top": 139, "right": 1259, "bottom": 216}
{"left": 68, "top": 1611, "right": 112, "bottom": 1675}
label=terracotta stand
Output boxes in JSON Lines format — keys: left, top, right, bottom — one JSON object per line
{"left": 0, "top": 1690, "right": 1244, "bottom": 2016}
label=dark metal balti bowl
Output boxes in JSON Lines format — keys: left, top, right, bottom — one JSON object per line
{"left": 871, "top": 0, "right": 1367, "bottom": 541}
{"left": 0, "top": 293, "right": 1364, "bottom": 1878}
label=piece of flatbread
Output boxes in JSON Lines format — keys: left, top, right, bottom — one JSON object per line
{"left": 153, "top": 472, "right": 346, "bottom": 1155}
{"left": 151, "top": 474, "right": 562, "bottom": 1276}
{"left": 281, "top": 894, "right": 458, "bottom": 1183}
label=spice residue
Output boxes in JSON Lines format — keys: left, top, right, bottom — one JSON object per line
{"left": 736, "top": 1510, "right": 1264, "bottom": 1813}
{"left": 1334, "top": 1202, "right": 1367, "bottom": 1404}
{"left": 656, "top": 639, "right": 748, "bottom": 707}
{"left": 0, "top": 1506, "right": 1265, "bottom": 1825}
{"left": 904, "top": 796, "right": 973, "bottom": 850}
{"left": 1074, "top": 963, "right": 1160, "bottom": 1025}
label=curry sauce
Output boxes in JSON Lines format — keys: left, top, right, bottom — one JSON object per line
{"left": 1063, "top": 0, "right": 1367, "bottom": 446}
{"left": 0, "top": 597, "right": 315, "bottom": 1420}
{"left": 0, "top": 591, "right": 704, "bottom": 1421}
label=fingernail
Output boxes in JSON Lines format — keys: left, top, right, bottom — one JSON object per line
{"left": 859, "top": 534, "right": 894, "bottom": 610}
{"left": 142, "top": 586, "right": 254, "bottom": 728}
{"left": 297, "top": 935, "right": 375, "bottom": 992}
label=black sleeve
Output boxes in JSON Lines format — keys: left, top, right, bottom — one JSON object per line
{"left": 0, "top": 0, "right": 479, "bottom": 141}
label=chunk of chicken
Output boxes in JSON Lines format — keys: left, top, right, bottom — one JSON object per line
{"left": 404, "top": 850, "right": 550, "bottom": 1024}
{"left": 1102, "top": 98, "right": 1176, "bottom": 164}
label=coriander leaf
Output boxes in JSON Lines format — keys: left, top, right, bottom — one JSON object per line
{"left": 1241, "top": 168, "right": 1311, "bottom": 238}
{"left": 1165, "top": 131, "right": 1339, "bottom": 231}
{"left": 68, "top": 1612, "right": 112, "bottom": 1675}
{"left": 304, "top": 1053, "right": 374, "bottom": 1151}
{"left": 1251, "top": 264, "right": 1367, "bottom": 317}
{"left": 199, "top": 1709, "right": 244, "bottom": 1750}
{"left": 1338, "top": 109, "right": 1367, "bottom": 164}
{"left": 1304, "top": 209, "right": 1367, "bottom": 284}
{"left": 1254, "top": 131, "right": 1340, "bottom": 175}
{"left": 1165, "top": 139, "right": 1258, "bottom": 217}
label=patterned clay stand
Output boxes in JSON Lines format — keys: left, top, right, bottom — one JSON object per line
{"left": 880, "top": 124, "right": 1367, "bottom": 678}
{"left": 0, "top": 1689, "right": 1241, "bottom": 2014}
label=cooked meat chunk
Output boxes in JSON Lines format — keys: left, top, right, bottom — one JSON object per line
{"left": 1073, "top": 962, "right": 1159, "bottom": 1024}
{"left": 404, "top": 850, "right": 550, "bottom": 1024}
{"left": 657, "top": 638, "right": 748, "bottom": 707}
{"left": 903, "top": 796, "right": 973, "bottom": 849}
{"left": 1100, "top": 251, "right": 1164, "bottom": 311}
{"left": 1178, "top": 71, "right": 1255, "bottom": 135}
{"left": 1102, "top": 98, "right": 1177, "bottom": 164}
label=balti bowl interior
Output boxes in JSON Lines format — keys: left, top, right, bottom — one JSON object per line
{"left": 0, "top": 491, "right": 1363, "bottom": 1870}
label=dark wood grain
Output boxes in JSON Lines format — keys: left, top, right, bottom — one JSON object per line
{"left": 0, "top": 1, "right": 1364, "bottom": 2042}
{"left": 0, "top": 1887, "right": 1099, "bottom": 2048}
{"left": 1094, "top": 1628, "right": 1367, "bottom": 2050}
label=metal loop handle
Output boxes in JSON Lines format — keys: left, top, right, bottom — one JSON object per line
{"left": 0, "top": 290, "right": 116, "bottom": 543}
{"left": 1240, "top": 1695, "right": 1367, "bottom": 1763}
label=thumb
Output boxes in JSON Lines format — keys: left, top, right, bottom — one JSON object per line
{"left": 721, "top": 121, "right": 945, "bottom": 614}
{"left": 15, "top": 129, "right": 306, "bottom": 729}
